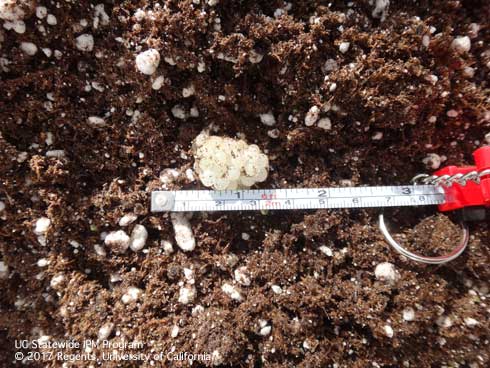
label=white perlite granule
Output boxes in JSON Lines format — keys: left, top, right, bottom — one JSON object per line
{"left": 339, "top": 42, "right": 350, "bottom": 54}
{"left": 20, "top": 41, "right": 37, "bottom": 55}
{"left": 37, "top": 258, "right": 49, "bottom": 267}
{"left": 0, "top": 0, "right": 34, "bottom": 21}
{"left": 447, "top": 109, "right": 459, "bottom": 117}
{"left": 190, "top": 106, "right": 199, "bottom": 117}
{"left": 259, "top": 112, "right": 276, "bottom": 126}
{"left": 164, "top": 55, "right": 176, "bottom": 65}
{"left": 183, "top": 268, "right": 194, "bottom": 283}
{"left": 374, "top": 262, "right": 399, "bottom": 285}
{"left": 98, "top": 323, "right": 114, "bottom": 340}
{"left": 225, "top": 253, "right": 239, "bottom": 268}
{"left": 45, "top": 150, "right": 65, "bottom": 158}
{"left": 118, "top": 213, "right": 137, "bottom": 227}
{"left": 436, "top": 315, "right": 453, "bottom": 329}
{"left": 135, "top": 49, "right": 160, "bottom": 75}
{"left": 87, "top": 116, "right": 105, "bottom": 126}
{"left": 134, "top": 9, "right": 146, "bottom": 21}
{"left": 211, "top": 350, "right": 223, "bottom": 366}
{"left": 426, "top": 75, "right": 438, "bottom": 85}
{"left": 170, "top": 325, "right": 179, "bottom": 338}
{"left": 451, "top": 36, "right": 471, "bottom": 54}
{"left": 161, "top": 240, "right": 174, "bottom": 255}
{"left": 171, "top": 213, "right": 196, "bottom": 251}
{"left": 485, "top": 132, "right": 490, "bottom": 144}
{"left": 324, "top": 58, "right": 338, "bottom": 72}
{"left": 222, "top": 283, "right": 242, "bottom": 301}
{"left": 271, "top": 285, "right": 282, "bottom": 294}
{"left": 468, "top": 23, "right": 480, "bottom": 39}
{"left": 46, "top": 13, "right": 56, "bottom": 25}
{"left": 152, "top": 76, "right": 165, "bottom": 90}
{"left": 258, "top": 320, "right": 271, "bottom": 336}
{"left": 234, "top": 266, "right": 251, "bottom": 286}
{"left": 75, "top": 34, "right": 94, "bottom": 52}
{"left": 45, "top": 132, "right": 54, "bottom": 146}
{"left": 171, "top": 105, "right": 186, "bottom": 119}
{"left": 372, "top": 0, "right": 390, "bottom": 21}
{"left": 178, "top": 285, "right": 196, "bottom": 304}
{"left": 402, "top": 307, "right": 415, "bottom": 321}
{"left": 197, "top": 60, "right": 206, "bottom": 72}
{"left": 305, "top": 106, "right": 320, "bottom": 126}
{"left": 129, "top": 224, "right": 148, "bottom": 252}
{"left": 462, "top": 66, "right": 475, "bottom": 78}
{"left": 192, "top": 305, "right": 204, "bottom": 316}
{"left": 3, "top": 18, "right": 25, "bottom": 33}
{"left": 34, "top": 217, "right": 51, "bottom": 235}
{"left": 50, "top": 274, "right": 65, "bottom": 289}
{"left": 182, "top": 84, "right": 195, "bottom": 97}
{"left": 159, "top": 168, "right": 180, "bottom": 185}
{"left": 422, "top": 153, "right": 442, "bottom": 170}
{"left": 0, "top": 260, "right": 9, "bottom": 279}
{"left": 259, "top": 326, "right": 271, "bottom": 336}
{"left": 121, "top": 286, "right": 142, "bottom": 304}
{"left": 464, "top": 317, "right": 479, "bottom": 328}
{"left": 319, "top": 246, "right": 333, "bottom": 257}
{"left": 384, "top": 325, "right": 394, "bottom": 338}
{"left": 185, "top": 168, "right": 196, "bottom": 182}
{"left": 249, "top": 49, "right": 263, "bottom": 64}
{"left": 104, "top": 230, "right": 130, "bottom": 254}
{"left": 94, "top": 244, "right": 106, "bottom": 257}
{"left": 93, "top": 4, "right": 110, "bottom": 29}
{"left": 267, "top": 129, "right": 280, "bottom": 139}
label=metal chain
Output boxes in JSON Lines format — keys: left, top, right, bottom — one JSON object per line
{"left": 411, "top": 169, "right": 490, "bottom": 187}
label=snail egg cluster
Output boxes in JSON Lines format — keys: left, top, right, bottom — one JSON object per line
{"left": 192, "top": 133, "right": 269, "bottom": 190}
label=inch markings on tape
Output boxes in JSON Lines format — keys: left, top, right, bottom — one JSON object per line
{"left": 151, "top": 185, "right": 445, "bottom": 212}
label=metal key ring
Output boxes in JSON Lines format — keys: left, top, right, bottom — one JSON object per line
{"left": 379, "top": 214, "right": 469, "bottom": 264}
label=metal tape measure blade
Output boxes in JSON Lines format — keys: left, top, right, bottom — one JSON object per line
{"left": 151, "top": 185, "right": 445, "bottom": 212}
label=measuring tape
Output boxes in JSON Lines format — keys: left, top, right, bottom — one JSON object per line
{"left": 151, "top": 147, "right": 490, "bottom": 265}
{"left": 151, "top": 147, "right": 490, "bottom": 213}
{"left": 151, "top": 185, "right": 444, "bottom": 212}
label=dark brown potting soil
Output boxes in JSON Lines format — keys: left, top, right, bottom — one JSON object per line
{"left": 1, "top": 1, "right": 489, "bottom": 367}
